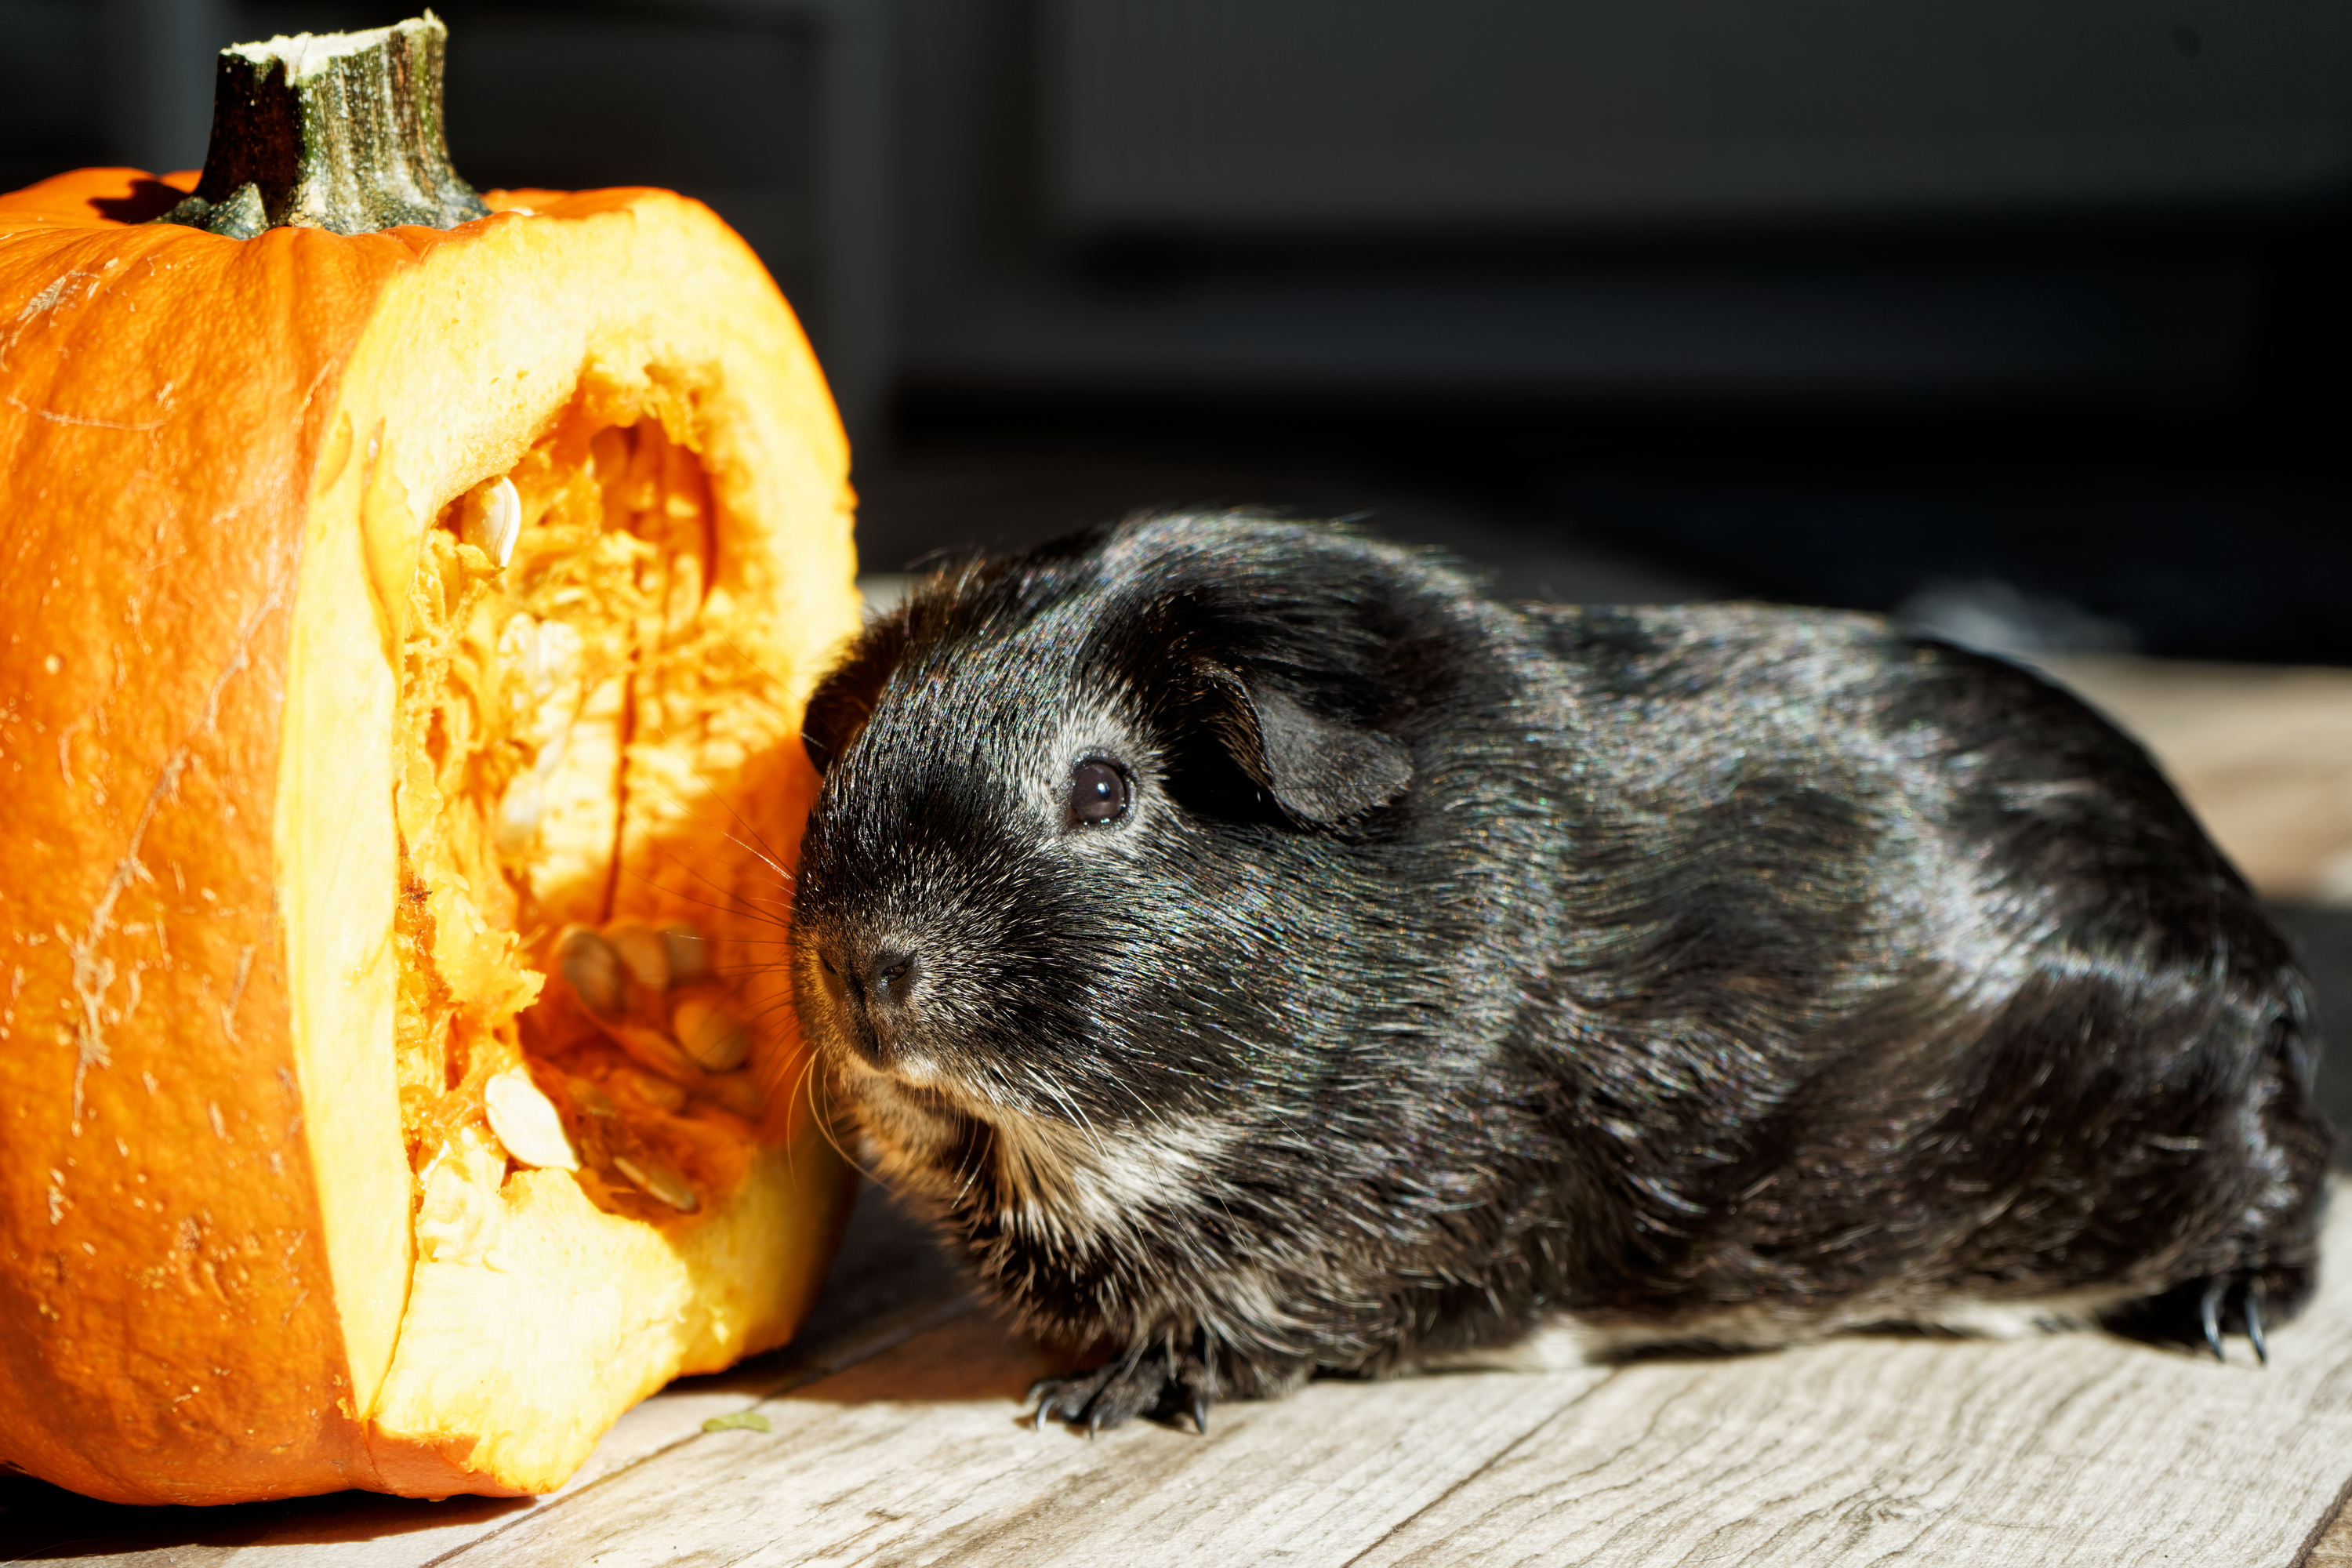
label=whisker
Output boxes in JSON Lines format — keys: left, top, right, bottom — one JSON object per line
{"left": 699, "top": 964, "right": 804, "bottom": 986}
{"left": 613, "top": 867, "right": 778, "bottom": 930}
{"left": 615, "top": 829, "right": 794, "bottom": 922}
{"left": 798, "top": 1051, "right": 884, "bottom": 1185}
{"left": 628, "top": 710, "right": 799, "bottom": 882}
{"left": 735, "top": 999, "right": 803, "bottom": 1034}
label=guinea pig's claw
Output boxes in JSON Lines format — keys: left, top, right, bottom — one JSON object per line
{"left": 2201, "top": 1276, "right": 2227, "bottom": 1363}
{"left": 2190, "top": 1271, "right": 2274, "bottom": 1367}
{"left": 1023, "top": 1341, "right": 1221, "bottom": 1434}
{"left": 1026, "top": 1376, "right": 1073, "bottom": 1432}
{"left": 1025, "top": 1367, "right": 1112, "bottom": 1432}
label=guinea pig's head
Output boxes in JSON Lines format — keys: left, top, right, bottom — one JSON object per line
{"left": 786, "top": 512, "right": 1450, "bottom": 1221}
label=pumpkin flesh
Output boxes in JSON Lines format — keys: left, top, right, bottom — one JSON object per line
{"left": 0, "top": 170, "right": 860, "bottom": 1504}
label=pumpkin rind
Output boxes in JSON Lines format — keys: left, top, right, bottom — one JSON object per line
{"left": 0, "top": 168, "right": 860, "bottom": 1504}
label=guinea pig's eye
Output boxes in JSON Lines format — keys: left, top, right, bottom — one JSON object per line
{"left": 1068, "top": 759, "right": 1130, "bottom": 826}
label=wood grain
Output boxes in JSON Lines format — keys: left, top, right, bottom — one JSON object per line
{"left": 114, "top": 1178, "right": 2335, "bottom": 1568}
{"left": 2310, "top": 1501, "right": 2352, "bottom": 1568}
{"left": 15, "top": 1196, "right": 2352, "bottom": 1568}
{"left": 436, "top": 1313, "right": 1614, "bottom": 1567}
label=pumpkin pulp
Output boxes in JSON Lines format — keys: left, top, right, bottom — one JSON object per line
{"left": 392, "top": 398, "right": 786, "bottom": 1223}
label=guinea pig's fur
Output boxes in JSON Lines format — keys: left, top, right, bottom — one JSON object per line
{"left": 788, "top": 511, "right": 2332, "bottom": 1432}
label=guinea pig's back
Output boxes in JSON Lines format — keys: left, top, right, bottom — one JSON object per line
{"left": 1532, "top": 600, "right": 2266, "bottom": 971}
{"left": 1515, "top": 600, "right": 2332, "bottom": 1342}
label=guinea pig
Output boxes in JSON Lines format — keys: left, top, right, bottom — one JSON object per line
{"left": 786, "top": 510, "right": 2332, "bottom": 1434}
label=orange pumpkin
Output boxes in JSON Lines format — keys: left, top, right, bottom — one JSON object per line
{"left": 0, "top": 16, "right": 860, "bottom": 1505}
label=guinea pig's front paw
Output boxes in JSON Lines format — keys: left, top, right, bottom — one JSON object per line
{"left": 1029, "top": 1336, "right": 1214, "bottom": 1436}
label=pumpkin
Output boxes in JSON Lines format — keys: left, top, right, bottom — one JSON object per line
{"left": 0, "top": 16, "right": 861, "bottom": 1506}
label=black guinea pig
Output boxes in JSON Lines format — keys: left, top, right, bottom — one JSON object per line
{"left": 786, "top": 510, "right": 2332, "bottom": 1434}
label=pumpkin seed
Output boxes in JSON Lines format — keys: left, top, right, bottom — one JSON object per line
{"left": 483, "top": 1069, "right": 578, "bottom": 1171}
{"left": 611, "top": 1065, "right": 688, "bottom": 1114}
{"left": 557, "top": 925, "right": 623, "bottom": 1017}
{"left": 612, "top": 1155, "right": 698, "bottom": 1212}
{"left": 605, "top": 922, "right": 670, "bottom": 989}
{"left": 460, "top": 476, "right": 521, "bottom": 568}
{"left": 661, "top": 922, "right": 711, "bottom": 984}
{"left": 672, "top": 992, "right": 751, "bottom": 1073}
{"left": 606, "top": 1022, "right": 706, "bottom": 1089}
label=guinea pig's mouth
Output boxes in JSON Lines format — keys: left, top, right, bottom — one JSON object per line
{"left": 840, "top": 1054, "right": 1247, "bottom": 1260}
{"left": 828, "top": 1030, "right": 953, "bottom": 1099}
{"left": 823, "top": 1044, "right": 1037, "bottom": 1199}
{"left": 791, "top": 928, "right": 1080, "bottom": 1177}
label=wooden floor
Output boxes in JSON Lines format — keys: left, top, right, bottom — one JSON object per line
{"left": 13, "top": 652, "right": 2352, "bottom": 1567}
{"left": 10, "top": 1177, "right": 2352, "bottom": 1567}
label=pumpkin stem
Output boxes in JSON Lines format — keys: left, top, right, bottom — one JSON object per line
{"left": 155, "top": 12, "right": 489, "bottom": 238}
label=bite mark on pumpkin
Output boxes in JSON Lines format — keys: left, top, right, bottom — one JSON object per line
{"left": 60, "top": 539, "right": 292, "bottom": 1131}
{"left": 1, "top": 395, "right": 165, "bottom": 433}
{"left": 1, "top": 262, "right": 167, "bottom": 430}
{"left": 221, "top": 944, "right": 256, "bottom": 1044}
{"left": 0, "top": 265, "right": 115, "bottom": 372}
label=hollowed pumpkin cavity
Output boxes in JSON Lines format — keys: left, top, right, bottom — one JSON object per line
{"left": 393, "top": 401, "right": 782, "bottom": 1233}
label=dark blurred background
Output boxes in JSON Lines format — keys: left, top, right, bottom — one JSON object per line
{"left": 8, "top": 0, "right": 2352, "bottom": 1132}
{"left": 5, "top": 0, "right": 2350, "bottom": 656}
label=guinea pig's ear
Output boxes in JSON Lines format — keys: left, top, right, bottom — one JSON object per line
{"left": 1201, "top": 667, "right": 1412, "bottom": 826}
{"left": 800, "top": 616, "right": 910, "bottom": 775}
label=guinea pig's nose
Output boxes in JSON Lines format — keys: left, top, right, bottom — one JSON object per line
{"left": 811, "top": 942, "right": 917, "bottom": 1069}
{"left": 866, "top": 949, "right": 920, "bottom": 1011}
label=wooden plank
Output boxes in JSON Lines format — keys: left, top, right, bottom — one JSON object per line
{"left": 427, "top": 1312, "right": 1614, "bottom": 1568}
{"left": 397, "top": 1181, "right": 2352, "bottom": 1568}
{"left": 2309, "top": 1500, "right": 2352, "bottom": 1568}
{"left": 1352, "top": 1180, "right": 2352, "bottom": 1568}
{"left": 1349, "top": 1315, "right": 2352, "bottom": 1567}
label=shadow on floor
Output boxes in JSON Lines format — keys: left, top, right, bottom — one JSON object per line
{"left": 779, "top": 1312, "right": 1068, "bottom": 1408}
{"left": 0, "top": 1479, "right": 529, "bottom": 1561}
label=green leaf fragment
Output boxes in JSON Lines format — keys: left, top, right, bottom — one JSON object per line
{"left": 702, "top": 1410, "right": 772, "bottom": 1433}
